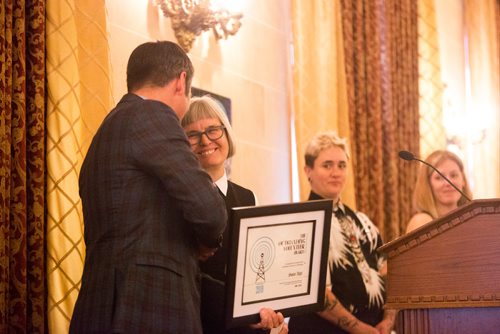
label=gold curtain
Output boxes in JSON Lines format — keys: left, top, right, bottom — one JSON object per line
{"left": 46, "top": 0, "right": 111, "bottom": 332}
{"left": 340, "top": 0, "right": 419, "bottom": 240}
{"left": 291, "top": 0, "right": 355, "bottom": 208}
{"left": 0, "top": 0, "right": 46, "bottom": 332}
{"left": 418, "top": 0, "right": 446, "bottom": 158}
{"left": 464, "top": 0, "right": 500, "bottom": 199}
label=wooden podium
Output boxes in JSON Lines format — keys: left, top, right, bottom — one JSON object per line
{"left": 379, "top": 199, "right": 500, "bottom": 334}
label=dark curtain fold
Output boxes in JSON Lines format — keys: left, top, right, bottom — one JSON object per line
{"left": 0, "top": 0, "right": 46, "bottom": 332}
{"left": 340, "top": 0, "right": 419, "bottom": 242}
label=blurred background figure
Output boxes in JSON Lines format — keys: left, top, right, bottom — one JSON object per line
{"left": 406, "top": 150, "right": 473, "bottom": 233}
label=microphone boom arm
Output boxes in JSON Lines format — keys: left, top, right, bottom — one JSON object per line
{"left": 398, "top": 150, "right": 472, "bottom": 202}
{"left": 415, "top": 158, "right": 471, "bottom": 202}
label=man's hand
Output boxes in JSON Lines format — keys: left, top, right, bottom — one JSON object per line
{"left": 198, "top": 244, "right": 217, "bottom": 261}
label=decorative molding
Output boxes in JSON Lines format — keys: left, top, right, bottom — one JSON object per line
{"left": 387, "top": 293, "right": 500, "bottom": 309}
{"left": 380, "top": 199, "right": 500, "bottom": 258}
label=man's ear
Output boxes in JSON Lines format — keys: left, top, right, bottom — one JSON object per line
{"left": 175, "top": 71, "right": 187, "bottom": 96}
{"left": 304, "top": 165, "right": 312, "bottom": 179}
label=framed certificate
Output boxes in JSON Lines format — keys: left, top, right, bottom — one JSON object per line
{"left": 225, "top": 199, "right": 333, "bottom": 328}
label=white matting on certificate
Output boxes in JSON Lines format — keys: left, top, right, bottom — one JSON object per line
{"left": 225, "top": 200, "right": 332, "bottom": 328}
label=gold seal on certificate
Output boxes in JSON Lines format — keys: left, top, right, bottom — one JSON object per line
{"left": 225, "top": 200, "right": 333, "bottom": 328}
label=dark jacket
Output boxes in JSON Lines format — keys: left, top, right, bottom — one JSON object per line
{"left": 201, "top": 181, "right": 257, "bottom": 334}
{"left": 70, "top": 93, "right": 227, "bottom": 334}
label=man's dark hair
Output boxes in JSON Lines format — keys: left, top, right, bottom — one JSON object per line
{"left": 126, "top": 41, "right": 194, "bottom": 95}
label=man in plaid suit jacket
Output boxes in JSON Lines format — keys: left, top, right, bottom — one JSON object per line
{"left": 69, "top": 41, "right": 227, "bottom": 334}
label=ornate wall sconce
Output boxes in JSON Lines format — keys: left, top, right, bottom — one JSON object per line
{"left": 158, "top": 0, "right": 243, "bottom": 52}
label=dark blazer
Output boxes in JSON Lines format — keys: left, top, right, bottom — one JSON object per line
{"left": 70, "top": 93, "right": 227, "bottom": 334}
{"left": 200, "top": 181, "right": 258, "bottom": 334}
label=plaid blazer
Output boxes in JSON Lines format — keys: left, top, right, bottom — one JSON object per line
{"left": 70, "top": 94, "right": 227, "bottom": 334}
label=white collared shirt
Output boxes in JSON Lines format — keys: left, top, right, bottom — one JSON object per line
{"left": 213, "top": 171, "right": 258, "bottom": 204}
{"left": 214, "top": 171, "right": 229, "bottom": 196}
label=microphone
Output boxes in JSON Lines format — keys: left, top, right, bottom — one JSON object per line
{"left": 398, "top": 150, "right": 471, "bottom": 201}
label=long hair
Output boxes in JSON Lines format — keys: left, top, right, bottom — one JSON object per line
{"left": 412, "top": 150, "right": 472, "bottom": 218}
{"left": 181, "top": 95, "right": 235, "bottom": 158}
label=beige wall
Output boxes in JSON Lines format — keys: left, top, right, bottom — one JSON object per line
{"left": 434, "top": 0, "right": 466, "bottom": 136}
{"left": 105, "top": 0, "right": 293, "bottom": 204}
{"left": 434, "top": 0, "right": 500, "bottom": 198}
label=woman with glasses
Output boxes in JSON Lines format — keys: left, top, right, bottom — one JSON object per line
{"left": 181, "top": 96, "right": 287, "bottom": 334}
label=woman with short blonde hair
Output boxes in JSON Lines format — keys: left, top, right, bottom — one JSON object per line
{"left": 289, "top": 130, "right": 395, "bottom": 334}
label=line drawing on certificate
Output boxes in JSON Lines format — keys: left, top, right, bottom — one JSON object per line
{"left": 249, "top": 237, "right": 275, "bottom": 290}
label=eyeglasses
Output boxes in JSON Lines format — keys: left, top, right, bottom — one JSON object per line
{"left": 186, "top": 125, "right": 226, "bottom": 145}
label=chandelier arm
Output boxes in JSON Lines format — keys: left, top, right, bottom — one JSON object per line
{"left": 158, "top": 0, "right": 243, "bottom": 52}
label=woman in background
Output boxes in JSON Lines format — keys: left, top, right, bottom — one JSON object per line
{"left": 406, "top": 150, "right": 472, "bottom": 233}
{"left": 288, "top": 131, "right": 395, "bottom": 334}
{"left": 182, "top": 95, "right": 287, "bottom": 334}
